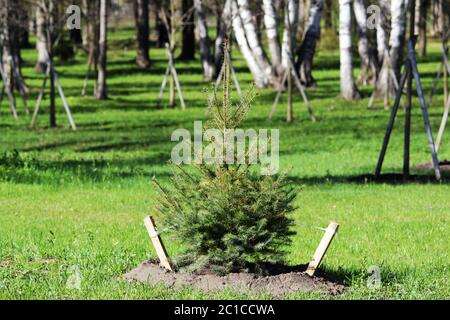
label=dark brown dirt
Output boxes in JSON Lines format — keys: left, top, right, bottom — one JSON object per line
{"left": 415, "top": 160, "right": 450, "bottom": 172}
{"left": 124, "top": 260, "right": 345, "bottom": 297}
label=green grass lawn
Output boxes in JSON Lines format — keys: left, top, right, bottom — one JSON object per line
{"left": 0, "top": 30, "right": 449, "bottom": 299}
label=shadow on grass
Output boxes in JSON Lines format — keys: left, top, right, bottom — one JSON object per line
{"left": 288, "top": 172, "right": 450, "bottom": 186}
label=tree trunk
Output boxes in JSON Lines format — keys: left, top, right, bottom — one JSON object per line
{"left": 431, "top": 0, "right": 443, "bottom": 37}
{"left": 155, "top": 0, "right": 169, "bottom": 48}
{"left": 96, "top": 0, "right": 108, "bottom": 100}
{"left": 324, "top": 0, "right": 333, "bottom": 29}
{"left": 231, "top": 0, "right": 267, "bottom": 87}
{"left": 35, "top": 4, "right": 48, "bottom": 72}
{"left": 236, "top": 0, "right": 273, "bottom": 81}
{"left": 339, "top": 0, "right": 359, "bottom": 100}
{"left": 375, "top": 0, "right": 392, "bottom": 99}
{"left": 298, "top": 0, "right": 324, "bottom": 87}
{"left": 134, "top": 0, "right": 151, "bottom": 68}
{"left": 262, "top": 0, "right": 282, "bottom": 74}
{"left": 416, "top": 0, "right": 428, "bottom": 56}
{"left": 389, "top": 0, "right": 407, "bottom": 81}
{"left": 180, "top": 0, "right": 195, "bottom": 60}
{"left": 1, "top": 0, "right": 27, "bottom": 93}
{"left": 18, "top": 2, "right": 29, "bottom": 48}
{"left": 353, "top": 0, "right": 377, "bottom": 85}
{"left": 375, "top": 0, "right": 389, "bottom": 63}
{"left": 281, "top": 0, "right": 299, "bottom": 72}
{"left": 214, "top": 0, "right": 232, "bottom": 74}
{"left": 194, "top": 0, "right": 214, "bottom": 80}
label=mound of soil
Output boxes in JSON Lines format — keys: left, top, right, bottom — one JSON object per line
{"left": 415, "top": 160, "right": 450, "bottom": 172}
{"left": 124, "top": 260, "right": 345, "bottom": 297}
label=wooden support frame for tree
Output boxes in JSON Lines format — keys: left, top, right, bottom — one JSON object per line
{"left": 268, "top": 58, "right": 316, "bottom": 122}
{"left": 0, "top": 41, "right": 28, "bottom": 117}
{"left": 144, "top": 216, "right": 172, "bottom": 271}
{"left": 429, "top": 34, "right": 450, "bottom": 153}
{"left": 367, "top": 49, "right": 400, "bottom": 110}
{"left": 155, "top": 8, "right": 186, "bottom": 110}
{"left": 31, "top": 50, "right": 77, "bottom": 130}
{"left": 269, "top": 1, "right": 315, "bottom": 123}
{"left": 0, "top": 59, "right": 18, "bottom": 119}
{"left": 306, "top": 221, "right": 339, "bottom": 277}
{"left": 375, "top": 0, "right": 441, "bottom": 181}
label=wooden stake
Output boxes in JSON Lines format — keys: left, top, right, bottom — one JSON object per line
{"left": 306, "top": 221, "right": 339, "bottom": 277}
{"left": 144, "top": 216, "right": 172, "bottom": 271}
{"left": 31, "top": 66, "right": 50, "bottom": 127}
{"left": 0, "top": 61, "right": 18, "bottom": 119}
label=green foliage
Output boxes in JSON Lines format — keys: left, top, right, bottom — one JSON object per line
{"left": 154, "top": 56, "right": 297, "bottom": 275}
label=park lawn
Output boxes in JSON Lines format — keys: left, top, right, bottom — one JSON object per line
{"left": 0, "top": 30, "right": 449, "bottom": 299}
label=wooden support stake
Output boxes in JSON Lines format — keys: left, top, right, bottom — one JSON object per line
{"left": 144, "top": 216, "right": 172, "bottom": 271}
{"left": 31, "top": 67, "right": 50, "bottom": 127}
{"left": 156, "top": 65, "right": 170, "bottom": 108}
{"left": 306, "top": 221, "right": 339, "bottom": 277}
{"left": 0, "top": 62, "right": 18, "bottom": 119}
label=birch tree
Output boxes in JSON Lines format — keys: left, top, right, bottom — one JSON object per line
{"left": 281, "top": 0, "right": 299, "bottom": 71}
{"left": 194, "top": 0, "right": 214, "bottom": 80}
{"left": 231, "top": 0, "right": 267, "bottom": 87}
{"left": 353, "top": 0, "right": 377, "bottom": 85}
{"left": 262, "top": 0, "right": 282, "bottom": 74}
{"left": 389, "top": 0, "right": 407, "bottom": 81}
{"left": 35, "top": 3, "right": 48, "bottom": 72}
{"left": 339, "top": 0, "right": 359, "bottom": 100}
{"left": 96, "top": 0, "right": 108, "bottom": 100}
{"left": 298, "top": 0, "right": 324, "bottom": 87}
{"left": 415, "top": 0, "right": 428, "bottom": 57}
{"left": 236, "top": 0, "right": 273, "bottom": 80}
{"left": 375, "top": 0, "right": 392, "bottom": 98}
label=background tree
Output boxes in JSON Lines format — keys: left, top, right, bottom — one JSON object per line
{"left": 96, "top": 0, "right": 108, "bottom": 99}
{"left": 262, "top": 0, "right": 282, "bottom": 75}
{"left": 389, "top": 0, "right": 407, "bottom": 81}
{"left": 180, "top": 0, "right": 195, "bottom": 60}
{"left": 134, "top": 0, "right": 151, "bottom": 69}
{"left": 214, "top": 0, "right": 232, "bottom": 74}
{"left": 297, "top": 0, "right": 324, "bottom": 87}
{"left": 353, "top": 0, "right": 377, "bottom": 85}
{"left": 339, "top": 0, "right": 359, "bottom": 100}
{"left": 194, "top": 0, "right": 214, "bottom": 80}
{"left": 415, "top": 0, "right": 428, "bottom": 57}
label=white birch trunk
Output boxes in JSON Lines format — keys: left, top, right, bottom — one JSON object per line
{"left": 262, "top": 0, "right": 282, "bottom": 73}
{"left": 389, "top": 0, "right": 407, "bottom": 80}
{"left": 339, "top": 0, "right": 358, "bottom": 100}
{"left": 353, "top": 0, "right": 376, "bottom": 84}
{"left": 35, "top": 3, "right": 48, "bottom": 72}
{"left": 194, "top": 0, "right": 215, "bottom": 80}
{"left": 375, "top": 0, "right": 391, "bottom": 97}
{"left": 298, "top": 0, "right": 324, "bottom": 86}
{"left": 376, "top": 0, "right": 389, "bottom": 62}
{"left": 281, "top": 0, "right": 299, "bottom": 70}
{"left": 231, "top": 0, "right": 267, "bottom": 87}
{"left": 236, "top": 0, "right": 273, "bottom": 80}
